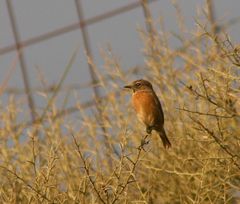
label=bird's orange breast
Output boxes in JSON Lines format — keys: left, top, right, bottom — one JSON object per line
{"left": 132, "top": 90, "right": 161, "bottom": 126}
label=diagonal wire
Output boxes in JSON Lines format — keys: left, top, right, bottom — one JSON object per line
{"left": 141, "top": 0, "right": 155, "bottom": 36}
{"left": 0, "top": 0, "right": 158, "bottom": 56}
{"left": 74, "top": 0, "right": 115, "bottom": 160}
{"left": 6, "top": 0, "right": 36, "bottom": 122}
{"left": 206, "top": 0, "right": 219, "bottom": 35}
{"left": 141, "top": 0, "right": 156, "bottom": 56}
{"left": 74, "top": 0, "right": 99, "bottom": 98}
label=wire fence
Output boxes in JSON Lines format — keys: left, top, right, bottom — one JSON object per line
{"left": 2, "top": 0, "right": 158, "bottom": 123}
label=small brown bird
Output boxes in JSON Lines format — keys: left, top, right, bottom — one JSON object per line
{"left": 124, "top": 79, "right": 171, "bottom": 148}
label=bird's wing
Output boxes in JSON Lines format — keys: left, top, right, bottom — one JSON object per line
{"left": 152, "top": 91, "right": 164, "bottom": 123}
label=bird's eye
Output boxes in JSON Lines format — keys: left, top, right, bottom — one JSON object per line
{"left": 136, "top": 82, "right": 141, "bottom": 87}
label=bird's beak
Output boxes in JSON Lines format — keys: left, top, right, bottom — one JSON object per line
{"left": 124, "top": 84, "right": 132, "bottom": 89}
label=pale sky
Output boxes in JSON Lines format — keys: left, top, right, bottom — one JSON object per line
{"left": 1, "top": 0, "right": 240, "bottom": 116}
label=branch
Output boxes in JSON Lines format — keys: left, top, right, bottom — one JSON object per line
{"left": 189, "top": 116, "right": 240, "bottom": 170}
{"left": 112, "top": 134, "right": 149, "bottom": 203}
{"left": 0, "top": 165, "right": 52, "bottom": 203}
{"left": 177, "top": 107, "right": 235, "bottom": 119}
{"left": 72, "top": 133, "right": 106, "bottom": 204}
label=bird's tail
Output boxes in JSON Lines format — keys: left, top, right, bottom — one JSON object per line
{"left": 158, "top": 127, "right": 171, "bottom": 149}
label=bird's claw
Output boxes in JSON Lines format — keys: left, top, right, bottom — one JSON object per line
{"left": 138, "top": 134, "right": 150, "bottom": 151}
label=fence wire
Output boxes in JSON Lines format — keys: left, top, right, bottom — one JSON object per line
{"left": 2, "top": 0, "right": 158, "bottom": 122}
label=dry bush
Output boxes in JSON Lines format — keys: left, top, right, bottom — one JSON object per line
{"left": 0, "top": 2, "right": 240, "bottom": 204}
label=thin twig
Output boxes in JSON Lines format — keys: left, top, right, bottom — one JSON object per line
{"left": 112, "top": 135, "right": 149, "bottom": 204}
{"left": 72, "top": 133, "right": 107, "bottom": 204}
{"left": 190, "top": 116, "right": 240, "bottom": 170}
{"left": 0, "top": 165, "right": 53, "bottom": 203}
{"left": 177, "top": 107, "right": 235, "bottom": 119}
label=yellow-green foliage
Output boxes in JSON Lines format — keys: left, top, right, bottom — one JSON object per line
{"left": 0, "top": 4, "right": 240, "bottom": 204}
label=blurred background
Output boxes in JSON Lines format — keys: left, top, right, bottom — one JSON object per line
{"left": 1, "top": 0, "right": 240, "bottom": 122}
{"left": 1, "top": 1, "right": 240, "bottom": 203}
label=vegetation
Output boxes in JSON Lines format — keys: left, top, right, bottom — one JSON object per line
{"left": 0, "top": 1, "right": 240, "bottom": 203}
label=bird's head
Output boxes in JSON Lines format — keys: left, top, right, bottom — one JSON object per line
{"left": 124, "top": 79, "right": 153, "bottom": 92}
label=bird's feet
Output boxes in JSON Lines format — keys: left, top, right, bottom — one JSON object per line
{"left": 138, "top": 134, "right": 150, "bottom": 151}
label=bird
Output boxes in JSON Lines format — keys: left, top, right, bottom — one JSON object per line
{"left": 124, "top": 79, "right": 171, "bottom": 148}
